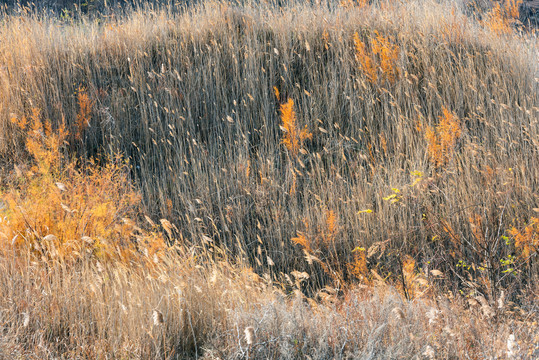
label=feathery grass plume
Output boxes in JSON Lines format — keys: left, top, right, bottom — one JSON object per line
{"left": 391, "top": 307, "right": 405, "bottom": 320}
{"left": 22, "top": 312, "right": 30, "bottom": 328}
{"left": 507, "top": 334, "right": 519, "bottom": 359}
{"left": 244, "top": 326, "right": 255, "bottom": 345}
{"left": 280, "top": 98, "right": 312, "bottom": 157}
{"left": 153, "top": 309, "right": 164, "bottom": 326}
{"left": 423, "top": 345, "right": 436, "bottom": 359}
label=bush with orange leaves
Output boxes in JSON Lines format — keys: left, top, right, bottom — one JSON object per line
{"left": 482, "top": 0, "right": 522, "bottom": 36}
{"left": 349, "top": 246, "right": 368, "bottom": 281}
{"left": 339, "top": 0, "right": 368, "bottom": 10}
{"left": 509, "top": 217, "right": 539, "bottom": 259}
{"left": 0, "top": 109, "right": 167, "bottom": 265}
{"left": 280, "top": 98, "right": 312, "bottom": 157}
{"left": 74, "top": 87, "right": 94, "bottom": 141}
{"left": 423, "top": 107, "right": 461, "bottom": 168}
{"left": 292, "top": 210, "right": 339, "bottom": 260}
{"left": 353, "top": 31, "right": 400, "bottom": 84}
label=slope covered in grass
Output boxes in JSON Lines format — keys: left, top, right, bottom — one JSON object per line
{"left": 0, "top": 0, "right": 538, "bottom": 358}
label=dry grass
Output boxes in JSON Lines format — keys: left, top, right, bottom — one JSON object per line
{"left": 1, "top": 253, "right": 537, "bottom": 358}
{"left": 0, "top": 0, "right": 538, "bottom": 358}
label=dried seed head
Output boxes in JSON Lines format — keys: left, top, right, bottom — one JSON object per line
{"left": 22, "top": 312, "right": 30, "bottom": 327}
{"left": 95, "top": 261, "right": 104, "bottom": 273}
{"left": 244, "top": 326, "right": 255, "bottom": 345}
{"left": 497, "top": 290, "right": 505, "bottom": 309}
{"left": 81, "top": 236, "right": 93, "bottom": 244}
{"left": 426, "top": 307, "right": 439, "bottom": 325}
{"left": 55, "top": 182, "right": 67, "bottom": 191}
{"left": 507, "top": 334, "right": 518, "bottom": 359}
{"left": 42, "top": 234, "right": 58, "bottom": 242}
{"left": 153, "top": 309, "right": 164, "bottom": 326}
{"left": 118, "top": 301, "right": 128, "bottom": 314}
{"left": 476, "top": 296, "right": 495, "bottom": 318}
{"left": 391, "top": 307, "right": 405, "bottom": 320}
{"left": 423, "top": 345, "right": 435, "bottom": 359}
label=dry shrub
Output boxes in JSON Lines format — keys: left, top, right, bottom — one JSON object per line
{"left": 354, "top": 32, "right": 378, "bottom": 83}
{"left": 340, "top": 0, "right": 369, "bottom": 10}
{"left": 74, "top": 87, "right": 94, "bottom": 141}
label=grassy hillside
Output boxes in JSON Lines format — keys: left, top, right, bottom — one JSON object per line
{"left": 0, "top": 0, "right": 538, "bottom": 358}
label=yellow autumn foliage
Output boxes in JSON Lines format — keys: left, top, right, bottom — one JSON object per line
{"left": 0, "top": 109, "right": 167, "bottom": 265}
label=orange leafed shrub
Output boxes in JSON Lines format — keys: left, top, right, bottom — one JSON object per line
{"left": 280, "top": 98, "right": 312, "bottom": 157}
{"left": 371, "top": 31, "right": 400, "bottom": 83}
{"left": 75, "top": 87, "right": 94, "bottom": 141}
{"left": 353, "top": 32, "right": 377, "bottom": 83}
{"left": 506, "top": 0, "right": 522, "bottom": 19}
{"left": 509, "top": 218, "right": 539, "bottom": 259}
{"left": 325, "top": 210, "right": 337, "bottom": 243}
{"left": 484, "top": 4, "right": 512, "bottom": 35}
{"left": 291, "top": 232, "right": 313, "bottom": 254}
{"left": 0, "top": 109, "right": 166, "bottom": 264}
{"left": 340, "top": 0, "right": 369, "bottom": 10}
{"left": 424, "top": 107, "right": 461, "bottom": 168}
{"left": 353, "top": 31, "right": 400, "bottom": 84}
{"left": 400, "top": 255, "right": 429, "bottom": 299}
{"left": 483, "top": 0, "right": 522, "bottom": 36}
{"left": 291, "top": 210, "right": 339, "bottom": 255}
{"left": 10, "top": 108, "right": 67, "bottom": 176}
{"left": 290, "top": 210, "right": 346, "bottom": 283}
{"left": 469, "top": 213, "right": 486, "bottom": 246}
{"left": 349, "top": 246, "right": 368, "bottom": 280}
